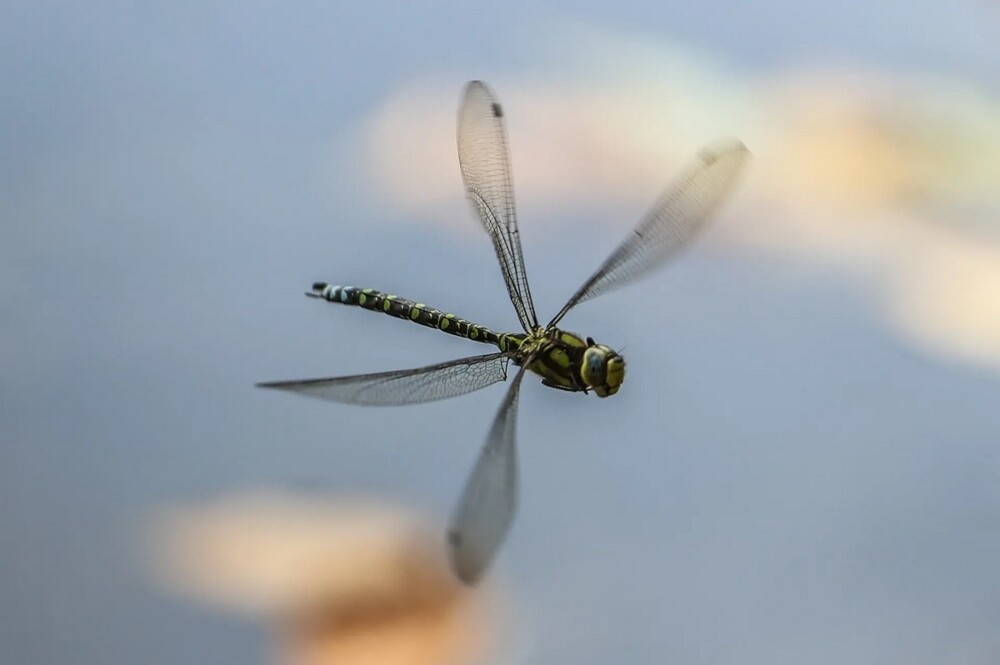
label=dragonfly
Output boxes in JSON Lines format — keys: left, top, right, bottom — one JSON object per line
{"left": 259, "top": 81, "right": 749, "bottom": 584}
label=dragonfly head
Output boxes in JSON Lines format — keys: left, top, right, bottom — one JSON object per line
{"left": 581, "top": 338, "right": 626, "bottom": 397}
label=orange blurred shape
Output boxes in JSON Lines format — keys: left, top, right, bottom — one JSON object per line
{"left": 150, "top": 492, "right": 497, "bottom": 665}
{"left": 769, "top": 85, "right": 915, "bottom": 212}
{"left": 890, "top": 228, "right": 1000, "bottom": 371}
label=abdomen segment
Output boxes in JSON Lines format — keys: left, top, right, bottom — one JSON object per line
{"left": 312, "top": 283, "right": 522, "bottom": 351}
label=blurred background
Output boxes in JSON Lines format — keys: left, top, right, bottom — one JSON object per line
{"left": 2, "top": 1, "right": 999, "bottom": 663}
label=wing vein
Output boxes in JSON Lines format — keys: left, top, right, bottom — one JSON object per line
{"left": 549, "top": 140, "right": 750, "bottom": 327}
{"left": 459, "top": 81, "right": 539, "bottom": 332}
{"left": 256, "top": 351, "right": 515, "bottom": 406}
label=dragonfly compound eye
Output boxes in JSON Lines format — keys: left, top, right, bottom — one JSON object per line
{"left": 584, "top": 346, "right": 625, "bottom": 397}
{"left": 581, "top": 346, "right": 609, "bottom": 387}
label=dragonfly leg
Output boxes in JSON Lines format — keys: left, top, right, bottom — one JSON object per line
{"left": 541, "top": 378, "right": 584, "bottom": 393}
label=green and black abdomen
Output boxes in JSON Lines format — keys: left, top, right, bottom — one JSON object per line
{"left": 312, "top": 283, "right": 523, "bottom": 351}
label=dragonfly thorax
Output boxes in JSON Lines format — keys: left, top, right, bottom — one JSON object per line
{"left": 518, "top": 328, "right": 626, "bottom": 397}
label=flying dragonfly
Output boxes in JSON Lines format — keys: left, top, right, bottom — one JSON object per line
{"left": 259, "top": 81, "right": 749, "bottom": 584}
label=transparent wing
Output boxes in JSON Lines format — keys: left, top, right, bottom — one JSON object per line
{"left": 458, "top": 80, "right": 539, "bottom": 332}
{"left": 548, "top": 140, "right": 750, "bottom": 327}
{"left": 256, "top": 352, "right": 514, "bottom": 406}
{"left": 447, "top": 364, "right": 527, "bottom": 584}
